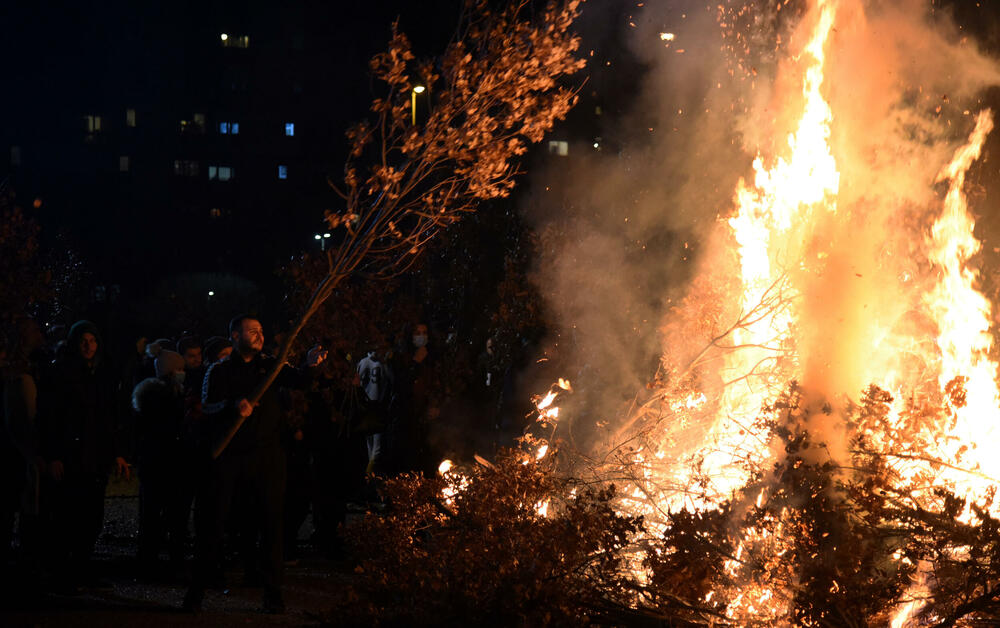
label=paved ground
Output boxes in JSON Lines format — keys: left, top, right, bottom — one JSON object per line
{"left": 0, "top": 476, "right": 357, "bottom": 627}
{"left": 0, "top": 558, "right": 352, "bottom": 628}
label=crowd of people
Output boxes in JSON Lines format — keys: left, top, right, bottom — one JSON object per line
{"left": 0, "top": 311, "right": 529, "bottom": 614}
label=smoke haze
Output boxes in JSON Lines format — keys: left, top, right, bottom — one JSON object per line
{"left": 523, "top": 0, "right": 1000, "bottom": 456}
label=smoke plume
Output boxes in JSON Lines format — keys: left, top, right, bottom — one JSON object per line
{"left": 523, "top": 0, "right": 1000, "bottom": 464}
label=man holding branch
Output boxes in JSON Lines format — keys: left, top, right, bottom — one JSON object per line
{"left": 185, "top": 314, "right": 326, "bottom": 613}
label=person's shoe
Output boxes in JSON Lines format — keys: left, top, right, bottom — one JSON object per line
{"left": 182, "top": 587, "right": 203, "bottom": 612}
{"left": 261, "top": 590, "right": 285, "bottom": 614}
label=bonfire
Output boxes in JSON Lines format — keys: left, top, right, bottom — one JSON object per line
{"left": 343, "top": 1, "right": 1000, "bottom": 625}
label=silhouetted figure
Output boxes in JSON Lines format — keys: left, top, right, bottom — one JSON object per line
{"left": 1, "top": 318, "right": 45, "bottom": 575}
{"left": 184, "top": 315, "right": 325, "bottom": 614}
{"left": 37, "top": 320, "right": 131, "bottom": 591}
{"left": 357, "top": 346, "right": 393, "bottom": 475}
{"left": 390, "top": 323, "right": 441, "bottom": 475}
{"left": 132, "top": 349, "right": 189, "bottom": 578}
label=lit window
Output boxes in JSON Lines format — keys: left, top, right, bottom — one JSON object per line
{"left": 119, "top": 156, "right": 129, "bottom": 172}
{"left": 209, "top": 208, "right": 222, "bottom": 218}
{"left": 211, "top": 166, "right": 234, "bottom": 181}
{"left": 278, "top": 165, "right": 287, "bottom": 179}
{"left": 284, "top": 122, "right": 294, "bottom": 136}
{"left": 174, "top": 160, "right": 200, "bottom": 176}
{"left": 84, "top": 115, "right": 102, "bottom": 133}
{"left": 547, "top": 140, "right": 568, "bottom": 156}
{"left": 208, "top": 166, "right": 217, "bottom": 179}
{"left": 222, "top": 34, "right": 249, "bottom": 48}
{"left": 220, "top": 122, "right": 228, "bottom": 134}
{"left": 10, "top": 146, "right": 20, "bottom": 167}
{"left": 219, "top": 121, "right": 239, "bottom": 134}
{"left": 181, "top": 115, "right": 206, "bottom": 133}
{"left": 126, "top": 108, "right": 136, "bottom": 127}
{"left": 231, "top": 122, "right": 239, "bottom": 134}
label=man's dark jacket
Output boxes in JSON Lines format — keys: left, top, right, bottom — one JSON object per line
{"left": 201, "top": 353, "right": 310, "bottom": 456}
{"left": 39, "top": 354, "right": 124, "bottom": 475}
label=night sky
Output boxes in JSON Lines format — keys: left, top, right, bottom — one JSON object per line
{"left": 1, "top": 0, "right": 465, "bottom": 287}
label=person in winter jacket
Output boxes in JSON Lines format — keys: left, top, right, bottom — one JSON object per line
{"left": 184, "top": 314, "right": 326, "bottom": 614}
{"left": 390, "top": 322, "right": 442, "bottom": 475}
{"left": 37, "top": 320, "right": 130, "bottom": 589}
{"left": 132, "top": 349, "right": 189, "bottom": 576}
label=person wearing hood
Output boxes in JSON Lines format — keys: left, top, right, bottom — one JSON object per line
{"left": 132, "top": 350, "right": 189, "bottom": 577}
{"left": 37, "top": 320, "right": 130, "bottom": 590}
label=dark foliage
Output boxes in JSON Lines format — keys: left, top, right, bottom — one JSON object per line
{"left": 335, "top": 446, "right": 642, "bottom": 626}
{"left": 0, "top": 190, "right": 51, "bottom": 327}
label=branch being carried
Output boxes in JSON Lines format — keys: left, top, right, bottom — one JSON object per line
{"left": 212, "top": 0, "right": 585, "bottom": 459}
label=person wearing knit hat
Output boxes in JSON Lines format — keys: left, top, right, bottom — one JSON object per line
{"left": 131, "top": 338, "right": 173, "bottom": 386}
{"left": 146, "top": 338, "right": 172, "bottom": 359}
{"left": 37, "top": 319, "right": 131, "bottom": 591}
{"left": 155, "top": 350, "right": 186, "bottom": 380}
{"left": 132, "top": 349, "right": 189, "bottom": 576}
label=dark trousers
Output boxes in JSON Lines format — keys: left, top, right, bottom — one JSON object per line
{"left": 191, "top": 447, "right": 286, "bottom": 596}
{"left": 283, "top": 444, "right": 311, "bottom": 560}
{"left": 311, "top": 434, "right": 365, "bottom": 554}
{"left": 138, "top": 462, "right": 192, "bottom": 566}
{"left": 41, "top": 472, "right": 107, "bottom": 580}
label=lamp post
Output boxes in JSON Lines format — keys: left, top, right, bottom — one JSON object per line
{"left": 411, "top": 85, "right": 425, "bottom": 125}
{"left": 314, "top": 233, "right": 331, "bottom": 251}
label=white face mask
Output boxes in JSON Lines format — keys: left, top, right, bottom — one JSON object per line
{"left": 412, "top": 334, "right": 428, "bottom": 348}
{"left": 172, "top": 371, "right": 186, "bottom": 386}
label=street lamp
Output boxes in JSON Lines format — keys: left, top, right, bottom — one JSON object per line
{"left": 411, "top": 85, "right": 426, "bottom": 126}
{"left": 315, "top": 232, "right": 331, "bottom": 251}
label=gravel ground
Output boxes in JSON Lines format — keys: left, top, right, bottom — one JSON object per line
{"left": 0, "top": 475, "right": 358, "bottom": 627}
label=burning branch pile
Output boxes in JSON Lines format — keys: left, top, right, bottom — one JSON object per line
{"left": 625, "top": 382, "right": 1000, "bottom": 625}
{"left": 328, "top": 0, "right": 1000, "bottom": 624}
{"left": 334, "top": 380, "right": 1000, "bottom": 625}
{"left": 335, "top": 447, "right": 643, "bottom": 626}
